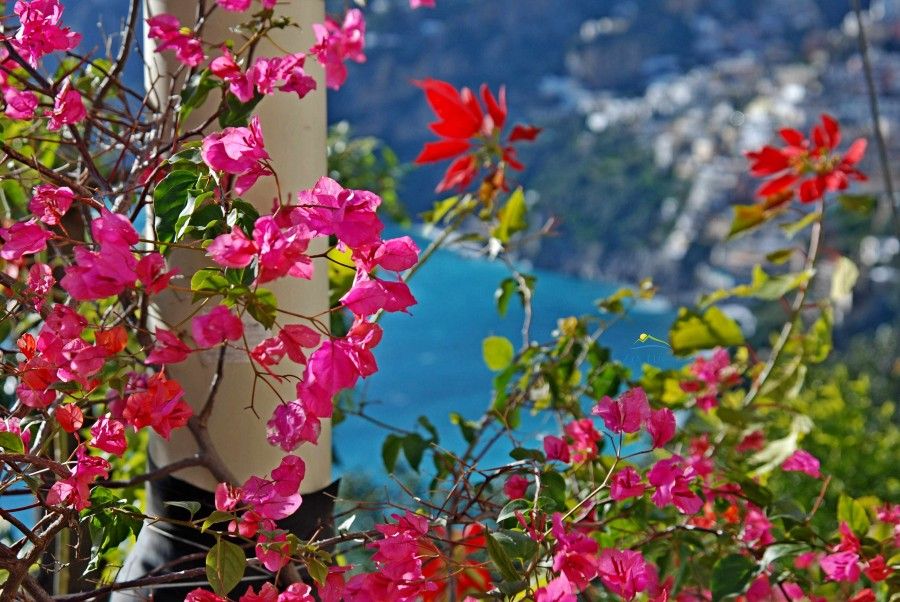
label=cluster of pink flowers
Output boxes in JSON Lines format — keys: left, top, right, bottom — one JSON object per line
{"left": 309, "top": 9, "right": 366, "bottom": 90}
{"left": 679, "top": 347, "right": 740, "bottom": 411}
{"left": 201, "top": 115, "right": 272, "bottom": 195}
{"left": 544, "top": 513, "right": 668, "bottom": 601}
{"left": 146, "top": 14, "right": 205, "bottom": 67}
{"left": 60, "top": 209, "right": 175, "bottom": 300}
{"left": 215, "top": 0, "right": 277, "bottom": 12}
{"left": 211, "top": 50, "right": 317, "bottom": 103}
{"left": 9, "top": 0, "right": 81, "bottom": 67}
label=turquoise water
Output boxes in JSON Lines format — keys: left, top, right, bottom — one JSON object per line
{"left": 336, "top": 232, "right": 679, "bottom": 475}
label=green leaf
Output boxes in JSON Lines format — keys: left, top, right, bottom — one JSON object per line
{"left": 246, "top": 288, "right": 277, "bottom": 329}
{"left": 483, "top": 336, "right": 515, "bottom": 371}
{"left": 381, "top": 434, "right": 402, "bottom": 473}
{"left": 417, "top": 416, "right": 439, "bottom": 443}
{"left": 402, "top": 433, "right": 427, "bottom": 472}
{"left": 781, "top": 211, "right": 821, "bottom": 238}
{"left": 191, "top": 269, "right": 230, "bottom": 301}
{"left": 307, "top": 558, "right": 328, "bottom": 585}
{"left": 449, "top": 412, "right": 477, "bottom": 444}
{"left": 0, "top": 432, "right": 25, "bottom": 454}
{"left": 219, "top": 92, "right": 264, "bottom": 128}
{"left": 669, "top": 306, "right": 744, "bottom": 356}
{"left": 491, "top": 528, "right": 538, "bottom": 561}
{"left": 830, "top": 256, "right": 859, "bottom": 302}
{"left": 497, "top": 499, "right": 532, "bottom": 523}
{"left": 154, "top": 170, "right": 200, "bottom": 244}
{"left": 766, "top": 248, "right": 795, "bottom": 264}
{"left": 541, "top": 470, "right": 567, "bottom": 508}
{"left": 201, "top": 510, "right": 235, "bottom": 533}
{"left": 837, "top": 193, "right": 876, "bottom": 215}
{"left": 492, "top": 187, "right": 528, "bottom": 243}
{"left": 205, "top": 540, "right": 246, "bottom": 596}
{"left": 760, "top": 543, "right": 807, "bottom": 567}
{"left": 421, "top": 196, "right": 459, "bottom": 224}
{"left": 495, "top": 278, "right": 517, "bottom": 317}
{"left": 699, "top": 265, "right": 813, "bottom": 307}
{"left": 727, "top": 197, "right": 789, "bottom": 239}
{"left": 837, "top": 495, "right": 870, "bottom": 535}
{"left": 486, "top": 532, "right": 520, "bottom": 582}
{"left": 711, "top": 553, "right": 756, "bottom": 601}
{"left": 509, "top": 447, "right": 546, "bottom": 462}
{"left": 180, "top": 69, "right": 217, "bottom": 122}
{"left": 164, "top": 501, "right": 202, "bottom": 519}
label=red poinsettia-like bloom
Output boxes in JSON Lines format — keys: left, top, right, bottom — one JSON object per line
{"left": 415, "top": 79, "right": 541, "bottom": 192}
{"left": 746, "top": 114, "right": 866, "bottom": 204}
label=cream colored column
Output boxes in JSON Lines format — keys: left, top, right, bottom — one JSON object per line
{"left": 143, "top": 0, "right": 332, "bottom": 494}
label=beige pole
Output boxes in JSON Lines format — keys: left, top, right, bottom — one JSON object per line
{"left": 143, "top": 0, "right": 332, "bottom": 495}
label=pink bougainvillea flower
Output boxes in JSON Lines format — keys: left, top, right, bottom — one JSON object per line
{"left": 210, "top": 49, "right": 255, "bottom": 102}
{"left": 255, "top": 530, "right": 291, "bottom": 572}
{"left": 742, "top": 505, "right": 774, "bottom": 548}
{"left": 207, "top": 226, "right": 257, "bottom": 269}
{"left": 272, "top": 53, "right": 317, "bottom": 99}
{"left": 596, "top": 548, "right": 650, "bottom": 601}
{"left": 46, "top": 446, "right": 110, "bottom": 511}
{"left": 503, "top": 474, "right": 528, "bottom": 499}
{"left": 275, "top": 583, "right": 315, "bottom": 602}
{"left": 593, "top": 387, "right": 650, "bottom": 434}
{"left": 185, "top": 589, "right": 227, "bottom": 602}
{"left": 863, "top": 555, "right": 892, "bottom": 582}
{"left": 646, "top": 407, "right": 676, "bottom": 448}
{"left": 29, "top": 184, "right": 75, "bottom": 226}
{"left": 353, "top": 236, "right": 420, "bottom": 272}
{"left": 849, "top": 589, "right": 876, "bottom": 602}
{"left": 819, "top": 551, "right": 861, "bottom": 582}
{"left": 252, "top": 217, "right": 313, "bottom": 282}
{"left": 551, "top": 513, "right": 599, "bottom": 591}
{"left": 216, "top": 0, "right": 252, "bottom": 13}
{"left": 191, "top": 305, "right": 244, "bottom": 348}
{"left": 60, "top": 245, "right": 137, "bottom": 301}
{"left": 46, "top": 79, "right": 86, "bottom": 131}
{"left": 309, "top": 9, "right": 366, "bottom": 90}
{"left": 611, "top": 467, "right": 646, "bottom": 501}
{"left": 266, "top": 400, "right": 321, "bottom": 450}
{"left": 55, "top": 404, "right": 84, "bottom": 433}
{"left": 782, "top": 449, "right": 821, "bottom": 478}
{"left": 202, "top": 115, "right": 270, "bottom": 173}
{"left": 89, "top": 414, "right": 127, "bottom": 456}
{"left": 4, "top": 87, "right": 39, "bottom": 120}
{"left": 146, "top": 14, "right": 205, "bottom": 67}
{"left": 534, "top": 574, "right": 577, "bottom": 602}
{"left": 647, "top": 456, "right": 702, "bottom": 515}
{"left": 543, "top": 434, "right": 571, "bottom": 463}
{"left": 340, "top": 272, "right": 416, "bottom": 316}
{"left": 146, "top": 328, "right": 192, "bottom": 365}
{"left": 26, "top": 262, "right": 55, "bottom": 311}
{"left": 563, "top": 418, "right": 601, "bottom": 463}
{"left": 135, "top": 253, "right": 178, "bottom": 294}
{"left": 11, "top": 0, "right": 81, "bottom": 67}
{"left": 241, "top": 475, "right": 302, "bottom": 521}
{"left": 0, "top": 220, "right": 52, "bottom": 260}
{"left": 122, "top": 373, "right": 192, "bottom": 439}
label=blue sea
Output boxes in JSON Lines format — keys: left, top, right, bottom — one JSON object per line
{"left": 336, "top": 230, "right": 679, "bottom": 476}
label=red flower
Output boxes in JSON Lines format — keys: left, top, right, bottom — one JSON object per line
{"left": 746, "top": 114, "right": 866, "bottom": 204}
{"left": 421, "top": 523, "right": 493, "bottom": 602}
{"left": 415, "top": 79, "right": 541, "bottom": 192}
